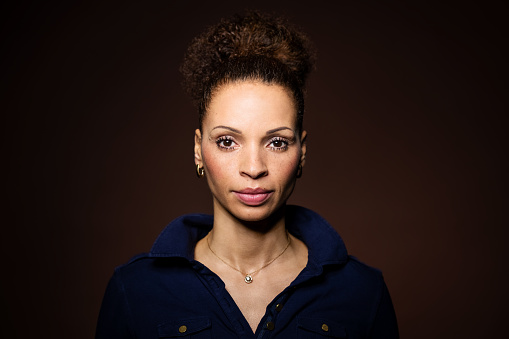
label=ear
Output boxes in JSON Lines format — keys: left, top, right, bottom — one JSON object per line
{"left": 299, "top": 130, "right": 307, "bottom": 167}
{"left": 194, "top": 129, "right": 203, "bottom": 166}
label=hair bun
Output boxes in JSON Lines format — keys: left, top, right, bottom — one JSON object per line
{"left": 180, "top": 10, "right": 316, "bottom": 106}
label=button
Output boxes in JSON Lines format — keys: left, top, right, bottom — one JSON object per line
{"left": 178, "top": 325, "right": 187, "bottom": 333}
{"left": 275, "top": 303, "right": 283, "bottom": 312}
{"left": 266, "top": 321, "right": 275, "bottom": 331}
{"left": 322, "top": 323, "right": 329, "bottom": 332}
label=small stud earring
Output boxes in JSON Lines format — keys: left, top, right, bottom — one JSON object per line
{"left": 296, "top": 164, "right": 303, "bottom": 178}
{"left": 196, "top": 164, "right": 205, "bottom": 178}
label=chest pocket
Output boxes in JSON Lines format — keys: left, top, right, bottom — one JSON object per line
{"left": 297, "top": 317, "right": 347, "bottom": 338}
{"left": 157, "top": 317, "right": 211, "bottom": 338}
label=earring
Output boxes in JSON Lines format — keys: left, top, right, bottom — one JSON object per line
{"left": 196, "top": 164, "right": 205, "bottom": 178}
{"left": 296, "top": 164, "right": 303, "bottom": 178}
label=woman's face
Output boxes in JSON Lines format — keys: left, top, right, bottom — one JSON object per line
{"left": 194, "top": 81, "right": 306, "bottom": 223}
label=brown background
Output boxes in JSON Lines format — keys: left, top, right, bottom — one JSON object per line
{"left": 1, "top": 1, "right": 507, "bottom": 338}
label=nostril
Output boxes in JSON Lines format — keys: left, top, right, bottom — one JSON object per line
{"left": 239, "top": 150, "right": 268, "bottom": 179}
{"left": 240, "top": 166, "right": 268, "bottom": 179}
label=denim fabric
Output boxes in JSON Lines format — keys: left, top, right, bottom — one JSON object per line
{"left": 96, "top": 205, "right": 398, "bottom": 338}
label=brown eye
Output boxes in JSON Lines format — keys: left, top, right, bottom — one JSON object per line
{"left": 272, "top": 140, "right": 283, "bottom": 148}
{"left": 268, "top": 137, "right": 289, "bottom": 151}
{"left": 216, "top": 136, "right": 237, "bottom": 150}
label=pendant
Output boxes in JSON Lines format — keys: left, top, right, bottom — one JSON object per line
{"left": 244, "top": 275, "right": 253, "bottom": 284}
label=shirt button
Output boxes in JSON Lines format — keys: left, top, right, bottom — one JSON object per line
{"left": 178, "top": 325, "right": 187, "bottom": 333}
{"left": 275, "top": 303, "right": 283, "bottom": 312}
{"left": 322, "top": 323, "right": 329, "bottom": 332}
{"left": 266, "top": 321, "right": 275, "bottom": 331}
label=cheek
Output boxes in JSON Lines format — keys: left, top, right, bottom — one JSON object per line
{"left": 202, "top": 146, "right": 232, "bottom": 186}
{"left": 272, "top": 154, "right": 300, "bottom": 184}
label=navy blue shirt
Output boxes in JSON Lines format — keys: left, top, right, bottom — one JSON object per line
{"left": 96, "top": 206, "right": 398, "bottom": 338}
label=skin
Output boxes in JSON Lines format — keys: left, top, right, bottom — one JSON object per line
{"left": 193, "top": 80, "right": 309, "bottom": 333}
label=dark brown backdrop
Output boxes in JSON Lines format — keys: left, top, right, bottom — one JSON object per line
{"left": 2, "top": 1, "right": 507, "bottom": 338}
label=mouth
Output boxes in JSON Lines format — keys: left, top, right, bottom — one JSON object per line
{"left": 233, "top": 188, "right": 274, "bottom": 206}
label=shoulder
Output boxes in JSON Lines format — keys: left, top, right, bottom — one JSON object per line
{"left": 318, "top": 256, "right": 389, "bottom": 314}
{"left": 106, "top": 212, "right": 213, "bottom": 288}
{"left": 112, "top": 252, "right": 193, "bottom": 284}
{"left": 339, "top": 255, "right": 387, "bottom": 296}
{"left": 345, "top": 255, "right": 383, "bottom": 277}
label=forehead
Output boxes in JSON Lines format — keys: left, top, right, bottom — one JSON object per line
{"left": 204, "top": 81, "right": 298, "bottom": 131}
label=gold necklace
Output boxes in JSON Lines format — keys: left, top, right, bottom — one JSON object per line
{"left": 206, "top": 231, "right": 291, "bottom": 284}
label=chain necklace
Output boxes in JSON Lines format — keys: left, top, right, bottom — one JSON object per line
{"left": 206, "top": 231, "right": 291, "bottom": 284}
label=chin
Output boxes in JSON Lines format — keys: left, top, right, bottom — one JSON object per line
{"left": 230, "top": 203, "right": 285, "bottom": 224}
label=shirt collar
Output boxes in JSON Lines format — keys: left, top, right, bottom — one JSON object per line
{"left": 149, "top": 205, "right": 348, "bottom": 266}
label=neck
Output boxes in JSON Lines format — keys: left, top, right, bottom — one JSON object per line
{"left": 207, "top": 205, "right": 289, "bottom": 272}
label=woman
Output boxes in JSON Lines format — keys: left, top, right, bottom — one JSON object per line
{"left": 96, "top": 11, "right": 398, "bottom": 338}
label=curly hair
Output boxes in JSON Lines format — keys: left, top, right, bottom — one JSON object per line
{"left": 180, "top": 10, "right": 316, "bottom": 130}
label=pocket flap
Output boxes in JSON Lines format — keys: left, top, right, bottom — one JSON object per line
{"left": 297, "top": 316, "right": 346, "bottom": 338}
{"left": 158, "top": 316, "right": 211, "bottom": 337}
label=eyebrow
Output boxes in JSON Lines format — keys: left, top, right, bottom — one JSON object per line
{"left": 210, "top": 125, "right": 294, "bottom": 135}
{"left": 211, "top": 125, "right": 242, "bottom": 134}
{"left": 266, "top": 126, "right": 294, "bottom": 135}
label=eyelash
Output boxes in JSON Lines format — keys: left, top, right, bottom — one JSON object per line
{"left": 215, "top": 136, "right": 290, "bottom": 151}
{"left": 216, "top": 136, "right": 237, "bottom": 150}
{"left": 268, "top": 137, "right": 290, "bottom": 151}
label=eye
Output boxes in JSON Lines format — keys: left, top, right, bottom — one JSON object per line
{"left": 216, "top": 136, "right": 238, "bottom": 150}
{"left": 268, "top": 137, "right": 289, "bottom": 151}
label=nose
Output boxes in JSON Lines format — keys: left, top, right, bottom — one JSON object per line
{"left": 239, "top": 145, "right": 268, "bottom": 179}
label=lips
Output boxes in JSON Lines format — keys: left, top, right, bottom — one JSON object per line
{"left": 233, "top": 188, "right": 273, "bottom": 206}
